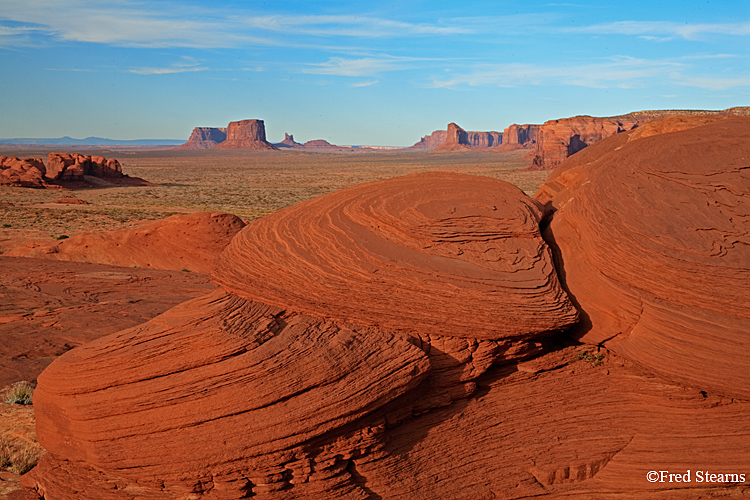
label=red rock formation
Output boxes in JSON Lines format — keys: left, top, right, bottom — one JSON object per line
{"left": 215, "top": 172, "right": 577, "bottom": 339}
{"left": 275, "top": 133, "right": 302, "bottom": 148}
{"left": 531, "top": 106, "right": 750, "bottom": 170}
{"left": 22, "top": 172, "right": 579, "bottom": 498}
{"left": 408, "top": 129, "right": 447, "bottom": 149}
{"left": 0, "top": 157, "right": 46, "bottom": 188}
{"left": 502, "top": 123, "right": 539, "bottom": 147}
{"left": 302, "top": 139, "right": 339, "bottom": 148}
{"left": 536, "top": 115, "right": 750, "bottom": 400}
{"left": 413, "top": 125, "right": 502, "bottom": 150}
{"left": 7, "top": 212, "right": 246, "bottom": 274}
{"left": 174, "top": 127, "right": 227, "bottom": 150}
{"left": 45, "top": 153, "right": 123, "bottom": 180}
{"left": 213, "top": 119, "right": 277, "bottom": 150}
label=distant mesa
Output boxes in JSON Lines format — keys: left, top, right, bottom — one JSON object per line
{"left": 0, "top": 152, "right": 149, "bottom": 189}
{"left": 302, "top": 139, "right": 339, "bottom": 149}
{"left": 174, "top": 127, "right": 227, "bottom": 150}
{"left": 213, "top": 119, "right": 277, "bottom": 150}
{"left": 412, "top": 123, "right": 502, "bottom": 151}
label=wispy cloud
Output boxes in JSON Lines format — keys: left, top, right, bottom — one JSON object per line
{"left": 352, "top": 80, "right": 379, "bottom": 87}
{"left": 430, "top": 57, "right": 681, "bottom": 89}
{"left": 129, "top": 56, "right": 207, "bottom": 75}
{"left": 430, "top": 56, "right": 750, "bottom": 91}
{"left": 241, "top": 14, "right": 473, "bottom": 37}
{"left": 303, "top": 56, "right": 426, "bottom": 77}
{"left": 568, "top": 21, "right": 750, "bottom": 41}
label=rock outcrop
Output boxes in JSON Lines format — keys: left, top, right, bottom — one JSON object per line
{"left": 0, "top": 157, "right": 46, "bottom": 188}
{"left": 275, "top": 133, "right": 302, "bottom": 148}
{"left": 8, "top": 212, "right": 246, "bottom": 274}
{"left": 302, "top": 139, "right": 339, "bottom": 149}
{"left": 213, "top": 119, "right": 277, "bottom": 150}
{"left": 536, "top": 115, "right": 750, "bottom": 399}
{"left": 502, "top": 123, "right": 539, "bottom": 147}
{"left": 45, "top": 153, "right": 123, "bottom": 180}
{"left": 174, "top": 127, "right": 227, "bottom": 150}
{"left": 409, "top": 129, "right": 447, "bottom": 149}
{"left": 412, "top": 125, "right": 502, "bottom": 150}
{"left": 530, "top": 106, "right": 750, "bottom": 169}
{"left": 22, "top": 172, "right": 579, "bottom": 499}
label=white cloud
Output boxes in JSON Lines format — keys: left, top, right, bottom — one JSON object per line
{"left": 430, "top": 57, "right": 682, "bottom": 89}
{"left": 303, "top": 56, "right": 424, "bottom": 77}
{"left": 241, "top": 14, "right": 473, "bottom": 37}
{"left": 129, "top": 57, "right": 207, "bottom": 75}
{"left": 352, "top": 80, "right": 379, "bottom": 87}
{"left": 569, "top": 21, "right": 750, "bottom": 41}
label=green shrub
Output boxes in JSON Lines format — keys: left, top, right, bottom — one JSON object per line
{"left": 3, "top": 381, "right": 34, "bottom": 405}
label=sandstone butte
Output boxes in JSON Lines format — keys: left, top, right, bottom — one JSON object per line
{"left": 535, "top": 115, "right": 750, "bottom": 400}
{"left": 213, "top": 119, "right": 277, "bottom": 150}
{"left": 275, "top": 133, "right": 302, "bottom": 148}
{"left": 14, "top": 118, "right": 750, "bottom": 499}
{"left": 7, "top": 212, "right": 246, "bottom": 275}
{"left": 416, "top": 123, "right": 502, "bottom": 151}
{"left": 174, "top": 127, "right": 227, "bottom": 150}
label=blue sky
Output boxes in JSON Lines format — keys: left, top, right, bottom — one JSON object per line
{"left": 1, "top": 0, "right": 749, "bottom": 146}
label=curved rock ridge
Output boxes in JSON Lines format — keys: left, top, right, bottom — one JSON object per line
{"left": 215, "top": 172, "right": 578, "bottom": 339}
{"left": 8, "top": 211, "right": 246, "bottom": 274}
{"left": 536, "top": 116, "right": 750, "bottom": 399}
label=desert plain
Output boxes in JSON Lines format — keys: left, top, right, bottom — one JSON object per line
{"left": 1, "top": 115, "right": 749, "bottom": 499}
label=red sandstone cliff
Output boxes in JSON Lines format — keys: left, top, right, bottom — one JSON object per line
{"left": 502, "top": 123, "right": 539, "bottom": 147}
{"left": 174, "top": 127, "right": 227, "bottom": 150}
{"left": 213, "top": 119, "right": 277, "bottom": 150}
{"left": 412, "top": 125, "right": 502, "bottom": 150}
{"left": 530, "top": 106, "right": 750, "bottom": 169}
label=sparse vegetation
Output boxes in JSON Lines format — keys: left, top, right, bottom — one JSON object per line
{"left": 3, "top": 381, "right": 35, "bottom": 405}
{"left": 577, "top": 351, "right": 605, "bottom": 367}
{"left": 0, "top": 437, "right": 43, "bottom": 475}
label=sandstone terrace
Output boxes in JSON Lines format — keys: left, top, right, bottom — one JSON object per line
{"left": 0, "top": 148, "right": 541, "bottom": 241}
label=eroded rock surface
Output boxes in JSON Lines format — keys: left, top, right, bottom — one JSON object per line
{"left": 536, "top": 116, "right": 750, "bottom": 400}
{"left": 7, "top": 212, "right": 245, "bottom": 274}
{"left": 22, "top": 172, "right": 578, "bottom": 499}
{"left": 46, "top": 153, "right": 123, "bottom": 180}
{"left": 0, "top": 157, "right": 46, "bottom": 188}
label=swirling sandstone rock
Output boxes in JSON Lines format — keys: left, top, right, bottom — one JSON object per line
{"left": 214, "top": 172, "right": 578, "bottom": 340}
{"left": 8, "top": 212, "right": 246, "bottom": 274}
{"left": 22, "top": 172, "right": 578, "bottom": 498}
{"left": 213, "top": 119, "right": 277, "bottom": 150}
{"left": 536, "top": 116, "right": 750, "bottom": 399}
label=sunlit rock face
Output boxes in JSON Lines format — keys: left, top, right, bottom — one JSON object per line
{"left": 23, "top": 172, "right": 579, "bottom": 499}
{"left": 536, "top": 115, "right": 750, "bottom": 400}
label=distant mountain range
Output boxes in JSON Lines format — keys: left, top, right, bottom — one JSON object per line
{"left": 0, "top": 136, "right": 184, "bottom": 146}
